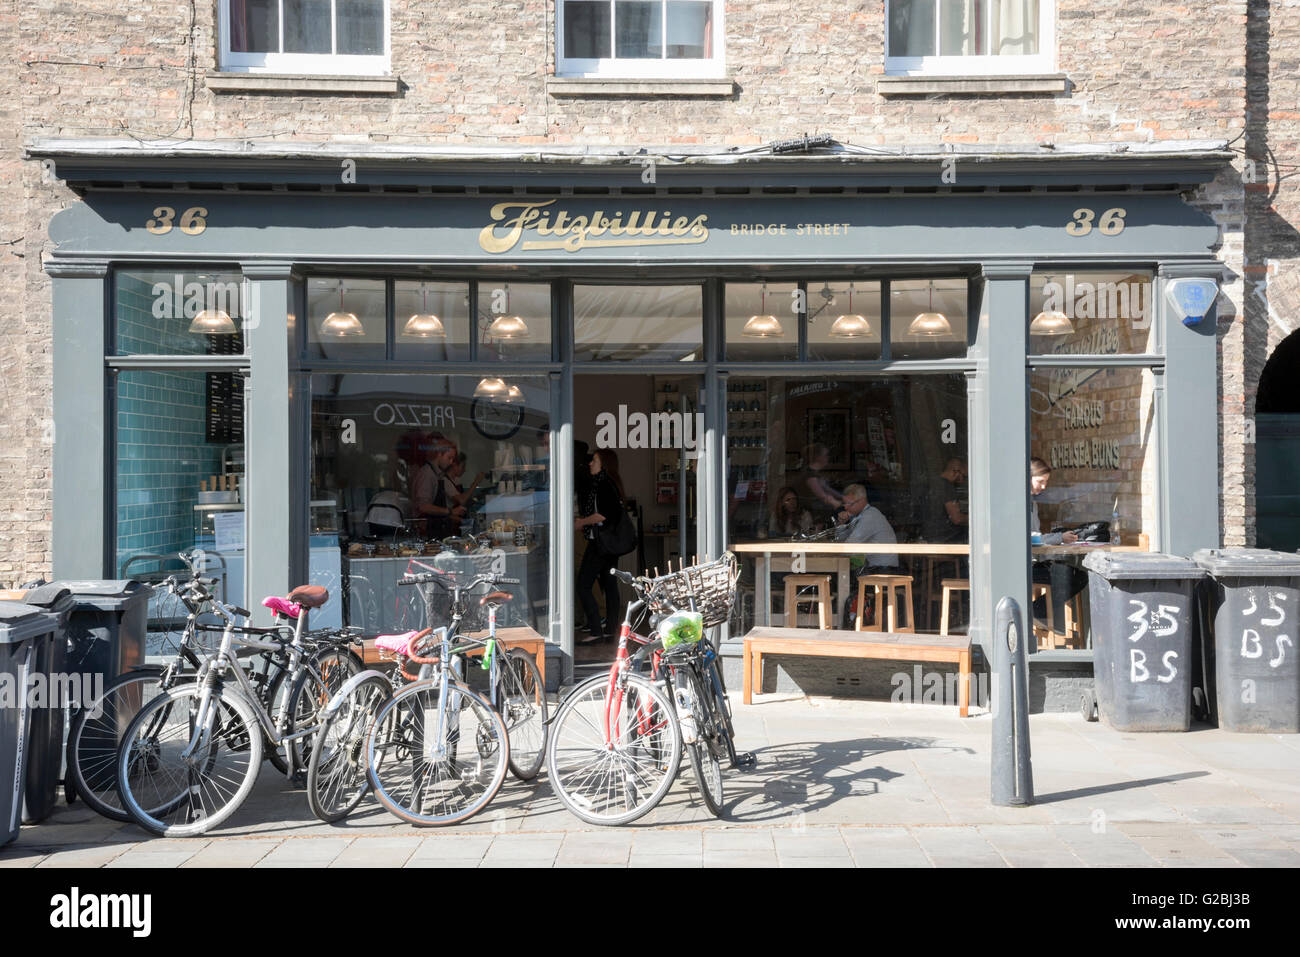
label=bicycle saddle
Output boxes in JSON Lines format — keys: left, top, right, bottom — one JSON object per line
{"left": 374, "top": 631, "right": 421, "bottom": 654}
{"left": 262, "top": 596, "right": 301, "bottom": 619}
{"left": 479, "top": 590, "right": 512, "bottom": 607}
{"left": 288, "top": 584, "right": 330, "bottom": 609}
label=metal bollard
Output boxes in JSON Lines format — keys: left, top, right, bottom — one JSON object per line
{"left": 991, "top": 595, "right": 1034, "bottom": 806}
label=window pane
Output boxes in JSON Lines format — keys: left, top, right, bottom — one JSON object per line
{"left": 726, "top": 374, "right": 969, "bottom": 634}
{"left": 394, "top": 281, "right": 470, "bottom": 361}
{"left": 284, "top": 0, "right": 332, "bottom": 53}
{"left": 665, "top": 1, "right": 711, "bottom": 58}
{"left": 307, "top": 278, "right": 386, "bottom": 360}
{"left": 991, "top": 0, "right": 1039, "bottom": 55}
{"left": 889, "top": 0, "right": 936, "bottom": 57}
{"left": 564, "top": 1, "right": 611, "bottom": 58}
{"left": 310, "top": 374, "right": 551, "bottom": 636}
{"left": 725, "top": 283, "right": 798, "bottom": 361}
{"left": 478, "top": 282, "right": 552, "bottom": 361}
{"left": 889, "top": 279, "right": 968, "bottom": 359}
{"left": 229, "top": 0, "right": 278, "bottom": 53}
{"left": 1028, "top": 367, "right": 1156, "bottom": 650}
{"left": 1029, "top": 271, "right": 1155, "bottom": 355}
{"left": 337, "top": 0, "right": 384, "bottom": 54}
{"left": 115, "top": 269, "right": 245, "bottom": 356}
{"left": 615, "top": 1, "right": 662, "bottom": 58}
{"left": 573, "top": 285, "right": 703, "bottom": 362}
{"left": 116, "top": 369, "right": 248, "bottom": 649}
{"left": 940, "top": 0, "right": 987, "bottom": 56}
{"left": 807, "top": 281, "right": 882, "bottom": 361}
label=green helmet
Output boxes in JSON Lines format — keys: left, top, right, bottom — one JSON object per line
{"left": 657, "top": 611, "right": 704, "bottom": 651}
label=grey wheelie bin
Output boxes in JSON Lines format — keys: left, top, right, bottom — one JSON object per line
{"left": 1193, "top": 548, "right": 1300, "bottom": 733}
{"left": 0, "top": 602, "right": 57, "bottom": 845}
{"left": 1083, "top": 551, "right": 1203, "bottom": 732}
{"left": 17, "top": 584, "right": 73, "bottom": 823}
{"left": 60, "top": 580, "right": 151, "bottom": 688}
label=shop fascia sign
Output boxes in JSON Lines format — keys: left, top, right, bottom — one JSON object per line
{"left": 479, "top": 200, "right": 708, "bottom": 254}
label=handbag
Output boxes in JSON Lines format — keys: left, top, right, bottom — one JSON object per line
{"left": 597, "top": 506, "right": 638, "bottom": 557}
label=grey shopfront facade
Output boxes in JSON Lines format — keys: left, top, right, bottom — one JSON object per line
{"left": 34, "top": 141, "right": 1230, "bottom": 693}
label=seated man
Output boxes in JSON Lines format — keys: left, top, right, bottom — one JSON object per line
{"left": 835, "top": 484, "right": 901, "bottom": 628}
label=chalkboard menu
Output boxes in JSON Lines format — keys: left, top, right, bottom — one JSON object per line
{"left": 205, "top": 330, "right": 245, "bottom": 444}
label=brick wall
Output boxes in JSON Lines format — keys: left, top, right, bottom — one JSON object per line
{"left": 0, "top": 1, "right": 1270, "bottom": 582}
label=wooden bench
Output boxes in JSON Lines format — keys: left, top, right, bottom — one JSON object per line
{"left": 742, "top": 627, "right": 973, "bottom": 717}
{"left": 361, "top": 625, "right": 547, "bottom": 689}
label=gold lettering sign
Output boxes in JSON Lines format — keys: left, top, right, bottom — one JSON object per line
{"left": 479, "top": 200, "right": 708, "bottom": 254}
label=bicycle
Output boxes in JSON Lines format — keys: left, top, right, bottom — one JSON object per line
{"left": 306, "top": 560, "right": 547, "bottom": 823}
{"left": 546, "top": 553, "right": 751, "bottom": 826}
{"left": 113, "top": 588, "right": 361, "bottom": 837}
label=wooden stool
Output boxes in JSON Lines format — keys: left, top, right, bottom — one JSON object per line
{"left": 856, "top": 574, "right": 915, "bottom": 633}
{"left": 1061, "top": 595, "right": 1084, "bottom": 648}
{"left": 922, "top": 557, "right": 961, "bottom": 632}
{"left": 783, "top": 574, "right": 833, "bottom": 629}
{"left": 1032, "top": 583, "right": 1057, "bottom": 649}
{"left": 939, "top": 578, "right": 970, "bottom": 636}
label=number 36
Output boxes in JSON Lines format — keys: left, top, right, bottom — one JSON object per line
{"left": 1066, "top": 207, "right": 1126, "bottom": 236}
{"left": 146, "top": 206, "right": 207, "bottom": 236}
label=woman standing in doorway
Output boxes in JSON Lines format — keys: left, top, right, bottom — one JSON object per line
{"left": 575, "top": 449, "right": 626, "bottom": 644}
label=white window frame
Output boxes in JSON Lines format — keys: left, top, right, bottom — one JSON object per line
{"left": 884, "top": 0, "right": 1055, "bottom": 76}
{"left": 556, "top": 0, "right": 726, "bottom": 79}
{"left": 218, "top": 0, "right": 391, "bottom": 75}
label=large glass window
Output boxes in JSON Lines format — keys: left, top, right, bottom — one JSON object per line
{"left": 1029, "top": 270, "right": 1156, "bottom": 356}
{"left": 310, "top": 374, "right": 550, "bottom": 636}
{"left": 115, "top": 269, "right": 245, "bottom": 356}
{"left": 221, "top": 0, "right": 388, "bottom": 74}
{"left": 558, "top": 0, "right": 724, "bottom": 78}
{"left": 573, "top": 284, "right": 703, "bottom": 362}
{"left": 886, "top": 0, "right": 1053, "bottom": 75}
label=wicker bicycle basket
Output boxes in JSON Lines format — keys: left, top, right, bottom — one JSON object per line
{"left": 647, "top": 553, "right": 739, "bottom": 629}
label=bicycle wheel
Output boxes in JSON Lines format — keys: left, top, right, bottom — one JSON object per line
{"left": 498, "top": 649, "right": 548, "bottom": 781}
{"left": 546, "top": 672, "right": 681, "bottom": 827}
{"left": 306, "top": 673, "right": 391, "bottom": 823}
{"left": 67, "top": 668, "right": 194, "bottom": 822}
{"left": 681, "top": 666, "right": 724, "bottom": 817}
{"left": 284, "top": 649, "right": 361, "bottom": 779}
{"left": 117, "top": 683, "right": 262, "bottom": 837}
{"left": 366, "top": 678, "right": 509, "bottom": 826}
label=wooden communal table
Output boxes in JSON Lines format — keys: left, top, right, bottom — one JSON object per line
{"left": 361, "top": 625, "right": 547, "bottom": 688}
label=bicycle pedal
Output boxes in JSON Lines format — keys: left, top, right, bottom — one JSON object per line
{"left": 732, "top": 751, "right": 756, "bottom": 771}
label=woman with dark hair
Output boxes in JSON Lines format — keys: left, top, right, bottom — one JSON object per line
{"left": 574, "top": 449, "right": 626, "bottom": 644}
{"left": 769, "top": 485, "right": 813, "bottom": 538}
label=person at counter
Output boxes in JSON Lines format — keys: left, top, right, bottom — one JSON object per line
{"left": 923, "top": 457, "right": 968, "bottom": 543}
{"left": 835, "top": 484, "right": 900, "bottom": 569}
{"left": 1030, "top": 458, "right": 1078, "bottom": 546}
{"left": 770, "top": 486, "right": 814, "bottom": 538}
{"left": 575, "top": 449, "right": 626, "bottom": 644}
{"left": 803, "top": 444, "right": 844, "bottom": 514}
{"left": 413, "top": 433, "right": 465, "bottom": 539}
{"left": 1030, "top": 456, "right": 1087, "bottom": 635}
{"left": 447, "top": 452, "right": 487, "bottom": 510}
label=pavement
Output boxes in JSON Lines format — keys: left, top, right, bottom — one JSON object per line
{"left": 3, "top": 694, "right": 1299, "bottom": 868}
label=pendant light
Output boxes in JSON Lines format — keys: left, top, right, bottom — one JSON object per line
{"left": 486, "top": 284, "right": 530, "bottom": 340}
{"left": 907, "top": 280, "right": 953, "bottom": 338}
{"left": 742, "top": 281, "right": 784, "bottom": 338}
{"left": 402, "top": 283, "right": 446, "bottom": 339}
{"left": 1030, "top": 275, "right": 1075, "bottom": 335}
{"left": 320, "top": 283, "right": 365, "bottom": 337}
{"left": 189, "top": 308, "right": 237, "bottom": 335}
{"left": 829, "top": 283, "right": 873, "bottom": 339}
{"left": 503, "top": 384, "right": 525, "bottom": 405}
{"left": 473, "top": 376, "right": 510, "bottom": 401}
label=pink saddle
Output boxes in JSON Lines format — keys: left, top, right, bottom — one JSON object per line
{"left": 375, "top": 631, "right": 419, "bottom": 655}
{"left": 262, "top": 596, "right": 302, "bottom": 619}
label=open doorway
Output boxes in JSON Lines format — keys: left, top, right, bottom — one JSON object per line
{"left": 1256, "top": 329, "right": 1300, "bottom": 551}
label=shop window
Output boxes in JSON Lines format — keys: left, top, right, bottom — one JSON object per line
{"left": 557, "top": 0, "right": 725, "bottom": 78}
{"left": 885, "top": 0, "right": 1054, "bottom": 76}
{"left": 889, "top": 278, "right": 969, "bottom": 359}
{"left": 807, "top": 281, "right": 883, "bottom": 361}
{"left": 115, "top": 369, "right": 247, "bottom": 650}
{"left": 220, "top": 0, "right": 389, "bottom": 75}
{"left": 724, "top": 283, "right": 799, "bottom": 361}
{"left": 726, "top": 374, "right": 968, "bottom": 634}
{"left": 1027, "top": 366, "right": 1157, "bottom": 652}
{"left": 573, "top": 284, "right": 704, "bottom": 362}
{"left": 394, "top": 281, "right": 471, "bottom": 361}
{"left": 307, "top": 278, "right": 386, "bottom": 361}
{"left": 1029, "top": 270, "right": 1156, "bottom": 356}
{"left": 310, "top": 373, "right": 550, "bottom": 636}
{"left": 477, "top": 282, "right": 553, "bottom": 361}
{"left": 115, "top": 269, "right": 246, "bottom": 357}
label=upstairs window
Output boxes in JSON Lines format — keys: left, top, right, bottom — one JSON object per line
{"left": 886, "top": 0, "right": 1054, "bottom": 75}
{"left": 221, "top": 0, "right": 389, "bottom": 75}
{"left": 557, "top": 1, "right": 725, "bottom": 78}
